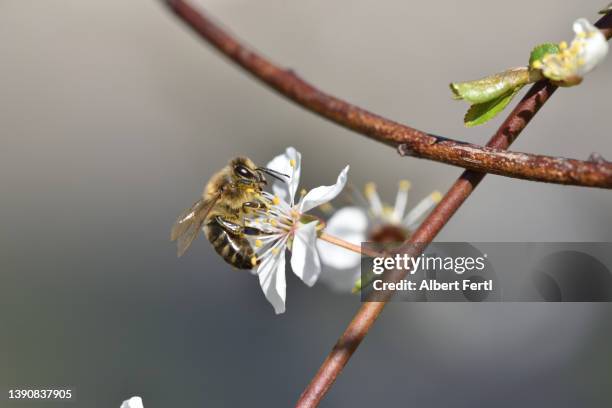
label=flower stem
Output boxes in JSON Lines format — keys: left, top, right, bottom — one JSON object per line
{"left": 318, "top": 232, "right": 381, "bottom": 258}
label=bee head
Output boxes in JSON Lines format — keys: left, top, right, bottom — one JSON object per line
{"left": 230, "top": 157, "right": 264, "bottom": 187}
{"left": 229, "top": 157, "right": 289, "bottom": 191}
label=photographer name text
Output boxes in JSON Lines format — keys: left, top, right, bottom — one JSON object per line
{"left": 372, "top": 279, "right": 493, "bottom": 292}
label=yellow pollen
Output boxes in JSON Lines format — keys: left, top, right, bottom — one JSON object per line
{"left": 272, "top": 195, "right": 280, "bottom": 205}
{"left": 300, "top": 188, "right": 307, "bottom": 196}
{"left": 577, "top": 58, "right": 586, "bottom": 66}
{"left": 246, "top": 188, "right": 255, "bottom": 193}
{"left": 251, "top": 256, "right": 258, "bottom": 266}
{"left": 398, "top": 180, "right": 412, "bottom": 191}
{"left": 577, "top": 32, "right": 586, "bottom": 39}
{"left": 270, "top": 219, "right": 277, "bottom": 226}
{"left": 289, "top": 159, "right": 296, "bottom": 168}
{"left": 431, "top": 191, "right": 443, "bottom": 203}
{"left": 364, "top": 182, "right": 376, "bottom": 197}
{"left": 272, "top": 247, "right": 280, "bottom": 255}
{"left": 559, "top": 41, "right": 568, "bottom": 50}
{"left": 532, "top": 60, "right": 543, "bottom": 69}
{"left": 255, "top": 239, "right": 263, "bottom": 248}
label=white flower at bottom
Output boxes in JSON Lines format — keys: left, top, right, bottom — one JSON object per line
{"left": 533, "top": 18, "right": 608, "bottom": 84}
{"left": 317, "top": 181, "right": 441, "bottom": 292}
{"left": 247, "top": 147, "right": 349, "bottom": 314}
{"left": 120, "top": 396, "right": 143, "bottom": 408}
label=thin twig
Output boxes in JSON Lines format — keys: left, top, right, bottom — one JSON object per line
{"left": 295, "top": 11, "right": 612, "bottom": 408}
{"left": 164, "top": 0, "right": 612, "bottom": 188}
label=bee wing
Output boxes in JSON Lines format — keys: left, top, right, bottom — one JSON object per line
{"left": 170, "top": 195, "right": 219, "bottom": 257}
{"left": 175, "top": 218, "right": 203, "bottom": 258}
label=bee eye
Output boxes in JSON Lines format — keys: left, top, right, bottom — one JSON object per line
{"left": 235, "top": 165, "right": 253, "bottom": 179}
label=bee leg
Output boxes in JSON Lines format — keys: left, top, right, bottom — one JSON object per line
{"left": 242, "top": 201, "right": 267, "bottom": 213}
{"left": 243, "top": 226, "right": 264, "bottom": 236}
{"left": 213, "top": 215, "right": 265, "bottom": 237}
{"left": 214, "top": 216, "right": 244, "bottom": 235}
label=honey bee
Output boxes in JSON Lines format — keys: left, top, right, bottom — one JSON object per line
{"left": 170, "top": 157, "right": 286, "bottom": 269}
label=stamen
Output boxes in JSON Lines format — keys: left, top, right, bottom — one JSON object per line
{"left": 398, "top": 180, "right": 411, "bottom": 191}
{"left": 289, "top": 159, "right": 296, "bottom": 168}
{"left": 364, "top": 182, "right": 384, "bottom": 217}
{"left": 255, "top": 236, "right": 287, "bottom": 260}
{"left": 251, "top": 256, "right": 258, "bottom": 267}
{"left": 402, "top": 191, "right": 442, "bottom": 229}
{"left": 392, "top": 180, "right": 411, "bottom": 222}
{"left": 255, "top": 239, "right": 263, "bottom": 248}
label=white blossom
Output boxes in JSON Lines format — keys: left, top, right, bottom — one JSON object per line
{"left": 247, "top": 147, "right": 349, "bottom": 313}
{"left": 317, "top": 181, "right": 441, "bottom": 292}
{"left": 120, "top": 396, "right": 143, "bottom": 408}
{"left": 533, "top": 18, "right": 608, "bottom": 84}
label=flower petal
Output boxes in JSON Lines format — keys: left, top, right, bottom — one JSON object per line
{"left": 266, "top": 147, "right": 301, "bottom": 205}
{"left": 120, "top": 397, "right": 144, "bottom": 408}
{"left": 298, "top": 165, "right": 349, "bottom": 213}
{"left": 317, "top": 207, "right": 367, "bottom": 269}
{"left": 290, "top": 221, "right": 321, "bottom": 286}
{"left": 573, "top": 18, "right": 608, "bottom": 75}
{"left": 257, "top": 241, "right": 287, "bottom": 314}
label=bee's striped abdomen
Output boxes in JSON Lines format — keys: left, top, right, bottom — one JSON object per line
{"left": 205, "top": 223, "right": 254, "bottom": 269}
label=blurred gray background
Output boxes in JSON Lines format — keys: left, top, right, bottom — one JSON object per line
{"left": 1, "top": 0, "right": 612, "bottom": 406}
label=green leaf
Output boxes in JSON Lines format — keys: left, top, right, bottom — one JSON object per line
{"left": 450, "top": 67, "right": 531, "bottom": 104}
{"left": 464, "top": 86, "right": 523, "bottom": 127}
{"left": 529, "top": 43, "right": 560, "bottom": 67}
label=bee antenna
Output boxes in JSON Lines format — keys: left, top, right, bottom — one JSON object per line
{"left": 257, "top": 168, "right": 289, "bottom": 182}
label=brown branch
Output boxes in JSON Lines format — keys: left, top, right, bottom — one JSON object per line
{"left": 164, "top": 0, "right": 612, "bottom": 188}
{"left": 295, "top": 11, "right": 612, "bottom": 408}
